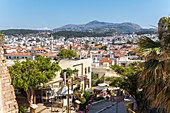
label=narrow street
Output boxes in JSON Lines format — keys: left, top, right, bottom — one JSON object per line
{"left": 86, "top": 97, "right": 135, "bottom": 113}
{"left": 101, "top": 97, "right": 135, "bottom": 113}
{"left": 87, "top": 100, "right": 113, "bottom": 113}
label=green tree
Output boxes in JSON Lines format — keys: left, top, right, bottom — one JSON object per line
{"left": 105, "top": 77, "right": 115, "bottom": 81}
{"left": 95, "top": 44, "right": 100, "bottom": 46}
{"left": 3, "top": 49, "right": 7, "bottom": 54}
{"left": 8, "top": 56, "right": 61, "bottom": 113}
{"left": 101, "top": 46, "right": 107, "bottom": 50}
{"left": 79, "top": 91, "right": 93, "bottom": 110}
{"left": 110, "top": 62, "right": 150, "bottom": 113}
{"left": 138, "top": 17, "right": 170, "bottom": 112}
{"left": 57, "top": 49, "right": 78, "bottom": 58}
{"left": 91, "top": 72, "right": 98, "bottom": 80}
{"left": 109, "top": 77, "right": 123, "bottom": 87}
{"left": 127, "top": 51, "right": 136, "bottom": 56}
{"left": 91, "top": 80, "right": 96, "bottom": 87}
{"left": 84, "top": 40, "right": 89, "bottom": 50}
{"left": 112, "top": 39, "right": 115, "bottom": 45}
{"left": 91, "top": 72, "right": 98, "bottom": 86}
{"left": 0, "top": 33, "right": 5, "bottom": 47}
{"left": 96, "top": 78, "right": 104, "bottom": 86}
{"left": 60, "top": 68, "right": 78, "bottom": 78}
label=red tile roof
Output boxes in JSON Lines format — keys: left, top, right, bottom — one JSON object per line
{"left": 5, "top": 53, "right": 31, "bottom": 56}
{"left": 113, "top": 50, "right": 120, "bottom": 53}
{"left": 93, "top": 45, "right": 102, "bottom": 48}
{"left": 98, "top": 50, "right": 104, "bottom": 52}
{"left": 114, "top": 54, "right": 120, "bottom": 58}
{"left": 100, "top": 57, "right": 113, "bottom": 63}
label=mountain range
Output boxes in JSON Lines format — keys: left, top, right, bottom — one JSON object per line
{"left": 1, "top": 21, "right": 157, "bottom": 36}
{"left": 53, "top": 20, "right": 151, "bottom": 33}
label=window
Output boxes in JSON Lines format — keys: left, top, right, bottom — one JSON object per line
{"left": 88, "top": 67, "right": 90, "bottom": 73}
{"left": 85, "top": 68, "right": 87, "bottom": 75}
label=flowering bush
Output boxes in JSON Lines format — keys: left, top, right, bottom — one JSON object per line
{"left": 19, "top": 106, "right": 28, "bottom": 113}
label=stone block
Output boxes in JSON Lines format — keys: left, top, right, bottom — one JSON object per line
{"left": 0, "top": 48, "right": 18, "bottom": 113}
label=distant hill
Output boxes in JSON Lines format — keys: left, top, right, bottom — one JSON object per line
{"left": 135, "top": 30, "right": 157, "bottom": 35}
{"left": 1, "top": 29, "right": 39, "bottom": 35}
{"left": 53, "top": 20, "right": 142, "bottom": 33}
{"left": 53, "top": 31, "right": 112, "bottom": 39}
{"left": 1, "top": 21, "right": 157, "bottom": 36}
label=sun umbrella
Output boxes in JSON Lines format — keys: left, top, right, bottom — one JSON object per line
{"left": 93, "top": 86, "right": 106, "bottom": 90}
{"left": 98, "top": 83, "right": 109, "bottom": 86}
{"left": 86, "top": 89, "right": 93, "bottom": 92}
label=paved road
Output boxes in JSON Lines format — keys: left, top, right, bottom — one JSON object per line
{"left": 87, "top": 100, "right": 113, "bottom": 113}
{"left": 28, "top": 98, "right": 135, "bottom": 113}
{"left": 101, "top": 97, "right": 135, "bottom": 113}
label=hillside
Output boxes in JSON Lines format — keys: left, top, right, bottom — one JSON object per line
{"left": 1, "top": 29, "right": 39, "bottom": 35}
{"left": 53, "top": 31, "right": 112, "bottom": 39}
{"left": 53, "top": 20, "right": 142, "bottom": 33}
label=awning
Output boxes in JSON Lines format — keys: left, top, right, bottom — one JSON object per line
{"left": 98, "top": 83, "right": 109, "bottom": 87}
{"left": 56, "top": 86, "right": 73, "bottom": 96}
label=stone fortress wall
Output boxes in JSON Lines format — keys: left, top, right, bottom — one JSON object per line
{"left": 0, "top": 47, "right": 18, "bottom": 113}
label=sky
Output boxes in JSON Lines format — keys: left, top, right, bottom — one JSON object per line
{"left": 0, "top": 0, "right": 170, "bottom": 30}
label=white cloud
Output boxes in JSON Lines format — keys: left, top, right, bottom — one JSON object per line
{"left": 36, "top": 27, "right": 51, "bottom": 30}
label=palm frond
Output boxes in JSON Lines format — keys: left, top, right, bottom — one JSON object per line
{"left": 140, "top": 58, "right": 170, "bottom": 112}
{"left": 138, "top": 36, "right": 161, "bottom": 50}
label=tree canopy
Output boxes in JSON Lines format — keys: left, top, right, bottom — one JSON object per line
{"left": 110, "top": 62, "right": 150, "bottom": 113}
{"left": 1, "top": 29, "right": 39, "bottom": 35}
{"left": 53, "top": 31, "right": 112, "bottom": 40}
{"left": 101, "top": 46, "right": 107, "bottom": 50}
{"left": 8, "top": 57, "right": 61, "bottom": 91}
{"left": 60, "top": 68, "right": 78, "bottom": 78}
{"left": 57, "top": 49, "right": 78, "bottom": 58}
{"left": 8, "top": 56, "right": 61, "bottom": 112}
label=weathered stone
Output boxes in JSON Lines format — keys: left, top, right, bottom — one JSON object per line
{"left": 0, "top": 47, "right": 18, "bottom": 113}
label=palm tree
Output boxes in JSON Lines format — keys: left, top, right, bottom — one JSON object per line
{"left": 84, "top": 40, "right": 89, "bottom": 50}
{"left": 110, "top": 63, "right": 149, "bottom": 113}
{"left": 138, "top": 17, "right": 170, "bottom": 112}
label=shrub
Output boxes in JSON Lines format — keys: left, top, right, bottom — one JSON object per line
{"left": 79, "top": 97, "right": 86, "bottom": 104}
{"left": 19, "top": 106, "right": 28, "bottom": 113}
{"left": 105, "top": 77, "right": 115, "bottom": 81}
{"left": 96, "top": 78, "right": 104, "bottom": 86}
{"left": 91, "top": 80, "right": 97, "bottom": 86}
{"left": 96, "top": 96, "right": 104, "bottom": 101}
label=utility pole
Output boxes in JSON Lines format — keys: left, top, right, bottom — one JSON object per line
{"left": 67, "top": 83, "right": 70, "bottom": 113}
{"left": 114, "top": 96, "right": 120, "bottom": 113}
